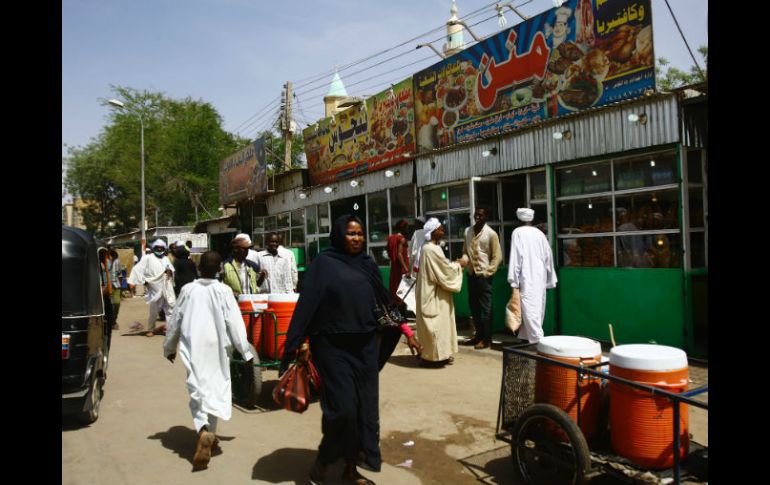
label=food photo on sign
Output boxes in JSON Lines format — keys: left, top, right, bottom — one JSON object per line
{"left": 412, "top": 0, "right": 655, "bottom": 151}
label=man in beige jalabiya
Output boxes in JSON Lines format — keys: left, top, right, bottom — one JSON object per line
{"left": 414, "top": 218, "right": 466, "bottom": 368}
{"left": 459, "top": 207, "right": 502, "bottom": 349}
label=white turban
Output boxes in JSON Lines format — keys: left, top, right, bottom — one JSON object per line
{"left": 151, "top": 239, "right": 167, "bottom": 249}
{"left": 233, "top": 233, "right": 252, "bottom": 245}
{"left": 516, "top": 208, "right": 535, "bottom": 222}
{"left": 415, "top": 216, "right": 426, "bottom": 223}
{"left": 414, "top": 217, "right": 441, "bottom": 271}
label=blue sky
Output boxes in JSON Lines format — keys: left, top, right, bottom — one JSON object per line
{"left": 62, "top": 0, "right": 707, "bottom": 158}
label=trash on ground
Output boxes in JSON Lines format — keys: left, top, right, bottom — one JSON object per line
{"left": 402, "top": 440, "right": 415, "bottom": 447}
{"left": 396, "top": 459, "right": 413, "bottom": 468}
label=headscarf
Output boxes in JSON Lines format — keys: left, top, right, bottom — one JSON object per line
{"left": 394, "top": 219, "right": 409, "bottom": 231}
{"left": 516, "top": 208, "right": 535, "bottom": 222}
{"left": 413, "top": 217, "right": 441, "bottom": 271}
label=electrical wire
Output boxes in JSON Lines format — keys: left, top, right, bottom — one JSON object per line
{"left": 662, "top": 0, "right": 706, "bottom": 81}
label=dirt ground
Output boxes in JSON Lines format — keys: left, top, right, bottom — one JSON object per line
{"left": 62, "top": 296, "right": 707, "bottom": 485}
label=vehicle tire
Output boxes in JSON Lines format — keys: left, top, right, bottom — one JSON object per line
{"left": 510, "top": 403, "right": 591, "bottom": 485}
{"left": 77, "top": 371, "right": 104, "bottom": 425}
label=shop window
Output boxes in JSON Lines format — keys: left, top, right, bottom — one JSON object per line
{"left": 530, "top": 171, "right": 547, "bottom": 200}
{"left": 367, "top": 191, "right": 389, "bottom": 244}
{"left": 689, "top": 232, "right": 706, "bottom": 268}
{"left": 475, "top": 182, "right": 499, "bottom": 221}
{"left": 265, "top": 216, "right": 277, "bottom": 231}
{"left": 370, "top": 246, "right": 390, "bottom": 266}
{"left": 390, "top": 185, "right": 415, "bottom": 227}
{"left": 290, "top": 228, "right": 305, "bottom": 247}
{"left": 557, "top": 161, "right": 611, "bottom": 196}
{"left": 318, "top": 204, "right": 330, "bottom": 233}
{"left": 615, "top": 152, "right": 677, "bottom": 190}
{"left": 252, "top": 233, "right": 264, "bottom": 250}
{"left": 253, "top": 217, "right": 265, "bottom": 233}
{"left": 560, "top": 237, "right": 615, "bottom": 268}
{"left": 306, "top": 206, "right": 318, "bottom": 234}
{"left": 291, "top": 209, "right": 304, "bottom": 227}
{"left": 277, "top": 229, "right": 290, "bottom": 246}
{"left": 687, "top": 149, "right": 703, "bottom": 184}
{"left": 424, "top": 187, "right": 447, "bottom": 212}
{"left": 557, "top": 197, "right": 613, "bottom": 235}
{"left": 448, "top": 241, "right": 462, "bottom": 260}
{"left": 448, "top": 212, "right": 470, "bottom": 240}
{"left": 449, "top": 185, "right": 470, "bottom": 209}
{"left": 319, "top": 236, "right": 331, "bottom": 253}
{"left": 277, "top": 213, "right": 290, "bottom": 229}
{"left": 307, "top": 239, "right": 319, "bottom": 261}
{"left": 531, "top": 203, "right": 549, "bottom": 236}
{"left": 619, "top": 233, "right": 681, "bottom": 268}
{"left": 689, "top": 187, "right": 704, "bottom": 228}
{"left": 501, "top": 176, "right": 527, "bottom": 221}
{"left": 615, "top": 189, "right": 679, "bottom": 231}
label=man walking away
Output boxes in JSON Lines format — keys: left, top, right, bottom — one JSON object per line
{"left": 459, "top": 207, "right": 502, "bottom": 349}
{"left": 163, "top": 251, "right": 255, "bottom": 471}
{"left": 507, "top": 208, "right": 557, "bottom": 344}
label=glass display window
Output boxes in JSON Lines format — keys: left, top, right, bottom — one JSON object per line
{"left": 277, "top": 213, "right": 290, "bottom": 229}
{"left": 449, "top": 185, "right": 470, "bottom": 209}
{"left": 448, "top": 212, "right": 470, "bottom": 240}
{"left": 265, "top": 216, "right": 277, "bottom": 231}
{"left": 559, "top": 236, "right": 615, "bottom": 267}
{"left": 615, "top": 152, "right": 677, "bottom": 190}
{"left": 689, "top": 231, "right": 706, "bottom": 268}
{"left": 616, "top": 233, "right": 681, "bottom": 268}
{"left": 424, "top": 187, "right": 447, "bottom": 212}
{"left": 687, "top": 149, "right": 703, "bottom": 184}
{"left": 370, "top": 246, "right": 390, "bottom": 266}
{"left": 615, "top": 189, "right": 678, "bottom": 231}
{"left": 318, "top": 204, "right": 331, "bottom": 233}
{"left": 390, "top": 185, "right": 414, "bottom": 227}
{"left": 530, "top": 171, "right": 547, "bottom": 200}
{"left": 306, "top": 206, "right": 318, "bottom": 234}
{"left": 501, "top": 175, "right": 527, "bottom": 221}
{"left": 290, "top": 227, "right": 305, "bottom": 247}
{"left": 475, "top": 182, "right": 499, "bottom": 221}
{"left": 557, "top": 197, "right": 613, "bottom": 235}
{"left": 689, "top": 187, "right": 704, "bottom": 228}
{"left": 367, "top": 190, "right": 389, "bottom": 244}
{"left": 291, "top": 209, "right": 304, "bottom": 227}
{"left": 557, "top": 161, "right": 610, "bottom": 197}
{"left": 253, "top": 217, "right": 265, "bottom": 232}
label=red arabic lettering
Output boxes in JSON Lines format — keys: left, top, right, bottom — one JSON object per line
{"left": 475, "top": 30, "right": 550, "bottom": 111}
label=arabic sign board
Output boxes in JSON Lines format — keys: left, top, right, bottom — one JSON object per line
{"left": 413, "top": 0, "right": 654, "bottom": 152}
{"left": 219, "top": 138, "right": 268, "bottom": 205}
{"left": 304, "top": 78, "right": 416, "bottom": 186}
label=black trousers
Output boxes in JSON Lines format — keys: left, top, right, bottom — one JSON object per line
{"left": 468, "top": 274, "right": 493, "bottom": 343}
{"left": 310, "top": 331, "right": 381, "bottom": 469}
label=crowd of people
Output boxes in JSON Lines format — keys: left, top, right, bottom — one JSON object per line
{"left": 106, "top": 207, "right": 556, "bottom": 479}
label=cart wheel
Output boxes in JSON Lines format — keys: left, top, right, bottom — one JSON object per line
{"left": 511, "top": 403, "right": 591, "bottom": 485}
{"left": 243, "top": 356, "right": 263, "bottom": 408}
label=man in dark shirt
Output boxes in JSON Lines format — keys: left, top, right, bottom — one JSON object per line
{"left": 172, "top": 243, "right": 198, "bottom": 296}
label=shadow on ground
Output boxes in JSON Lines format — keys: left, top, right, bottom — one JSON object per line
{"left": 251, "top": 447, "right": 319, "bottom": 484}
{"left": 148, "top": 426, "right": 233, "bottom": 467}
{"left": 385, "top": 354, "right": 422, "bottom": 369}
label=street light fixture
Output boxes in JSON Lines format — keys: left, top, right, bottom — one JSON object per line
{"left": 107, "top": 98, "right": 147, "bottom": 253}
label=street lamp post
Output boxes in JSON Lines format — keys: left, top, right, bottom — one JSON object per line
{"left": 108, "top": 98, "right": 146, "bottom": 253}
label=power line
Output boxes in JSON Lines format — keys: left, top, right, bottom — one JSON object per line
{"left": 231, "top": 96, "right": 280, "bottom": 134}
{"left": 662, "top": 0, "right": 706, "bottom": 81}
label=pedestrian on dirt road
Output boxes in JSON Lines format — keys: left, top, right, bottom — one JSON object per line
{"left": 127, "top": 239, "right": 176, "bottom": 337}
{"left": 280, "top": 214, "right": 422, "bottom": 485}
{"left": 507, "top": 208, "right": 558, "bottom": 344}
{"left": 163, "top": 251, "right": 256, "bottom": 471}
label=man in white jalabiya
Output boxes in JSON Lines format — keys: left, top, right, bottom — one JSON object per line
{"left": 128, "top": 239, "right": 176, "bottom": 337}
{"left": 415, "top": 218, "right": 466, "bottom": 367}
{"left": 256, "top": 232, "right": 298, "bottom": 293}
{"left": 408, "top": 216, "right": 426, "bottom": 276}
{"left": 163, "top": 251, "right": 255, "bottom": 471}
{"left": 507, "top": 208, "right": 558, "bottom": 344}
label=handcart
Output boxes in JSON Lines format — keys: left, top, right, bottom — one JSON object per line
{"left": 496, "top": 342, "right": 708, "bottom": 485}
{"left": 230, "top": 309, "right": 289, "bottom": 408}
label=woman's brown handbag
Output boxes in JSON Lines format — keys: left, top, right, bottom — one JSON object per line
{"left": 272, "top": 343, "right": 322, "bottom": 413}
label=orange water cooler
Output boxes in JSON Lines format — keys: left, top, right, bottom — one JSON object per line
{"left": 535, "top": 336, "right": 604, "bottom": 441}
{"left": 263, "top": 293, "right": 299, "bottom": 360}
{"left": 237, "top": 294, "right": 268, "bottom": 351}
{"left": 609, "top": 344, "right": 689, "bottom": 469}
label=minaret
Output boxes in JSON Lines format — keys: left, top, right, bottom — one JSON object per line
{"left": 443, "top": 0, "right": 465, "bottom": 57}
{"left": 323, "top": 69, "right": 349, "bottom": 118}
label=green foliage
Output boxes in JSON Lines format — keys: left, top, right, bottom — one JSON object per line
{"left": 64, "top": 86, "right": 249, "bottom": 237}
{"left": 656, "top": 45, "right": 707, "bottom": 91}
{"left": 258, "top": 129, "right": 306, "bottom": 177}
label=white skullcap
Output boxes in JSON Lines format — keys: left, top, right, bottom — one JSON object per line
{"left": 151, "top": 239, "right": 167, "bottom": 249}
{"left": 174, "top": 240, "right": 185, "bottom": 247}
{"left": 233, "top": 233, "right": 252, "bottom": 245}
{"left": 423, "top": 217, "right": 441, "bottom": 241}
{"left": 516, "top": 208, "right": 535, "bottom": 222}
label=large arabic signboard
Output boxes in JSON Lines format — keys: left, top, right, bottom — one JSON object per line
{"left": 304, "top": 77, "right": 416, "bottom": 186}
{"left": 413, "top": 0, "right": 654, "bottom": 151}
{"left": 219, "top": 138, "right": 267, "bottom": 205}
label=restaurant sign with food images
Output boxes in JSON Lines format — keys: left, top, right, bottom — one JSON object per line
{"left": 413, "top": 0, "right": 654, "bottom": 152}
{"left": 303, "top": 77, "right": 416, "bottom": 186}
{"left": 219, "top": 138, "right": 268, "bottom": 205}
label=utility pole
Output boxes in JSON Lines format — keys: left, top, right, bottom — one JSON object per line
{"left": 282, "top": 81, "right": 293, "bottom": 172}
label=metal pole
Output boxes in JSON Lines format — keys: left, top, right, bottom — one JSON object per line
{"left": 140, "top": 115, "right": 146, "bottom": 253}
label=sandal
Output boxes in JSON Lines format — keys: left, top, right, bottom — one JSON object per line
{"left": 341, "top": 468, "right": 375, "bottom": 485}
{"left": 309, "top": 459, "right": 327, "bottom": 485}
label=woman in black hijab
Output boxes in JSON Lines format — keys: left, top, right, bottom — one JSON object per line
{"left": 281, "top": 215, "right": 421, "bottom": 485}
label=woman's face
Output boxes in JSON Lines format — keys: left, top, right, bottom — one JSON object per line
{"left": 432, "top": 224, "right": 445, "bottom": 241}
{"left": 344, "top": 221, "right": 365, "bottom": 255}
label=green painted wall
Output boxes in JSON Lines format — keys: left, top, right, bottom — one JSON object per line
{"left": 557, "top": 267, "right": 685, "bottom": 348}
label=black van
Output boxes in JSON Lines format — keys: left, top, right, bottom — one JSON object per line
{"left": 62, "top": 226, "right": 109, "bottom": 424}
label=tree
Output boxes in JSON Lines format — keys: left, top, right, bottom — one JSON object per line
{"left": 656, "top": 45, "right": 707, "bottom": 91}
{"left": 258, "top": 129, "right": 306, "bottom": 176}
{"left": 64, "top": 86, "right": 248, "bottom": 237}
